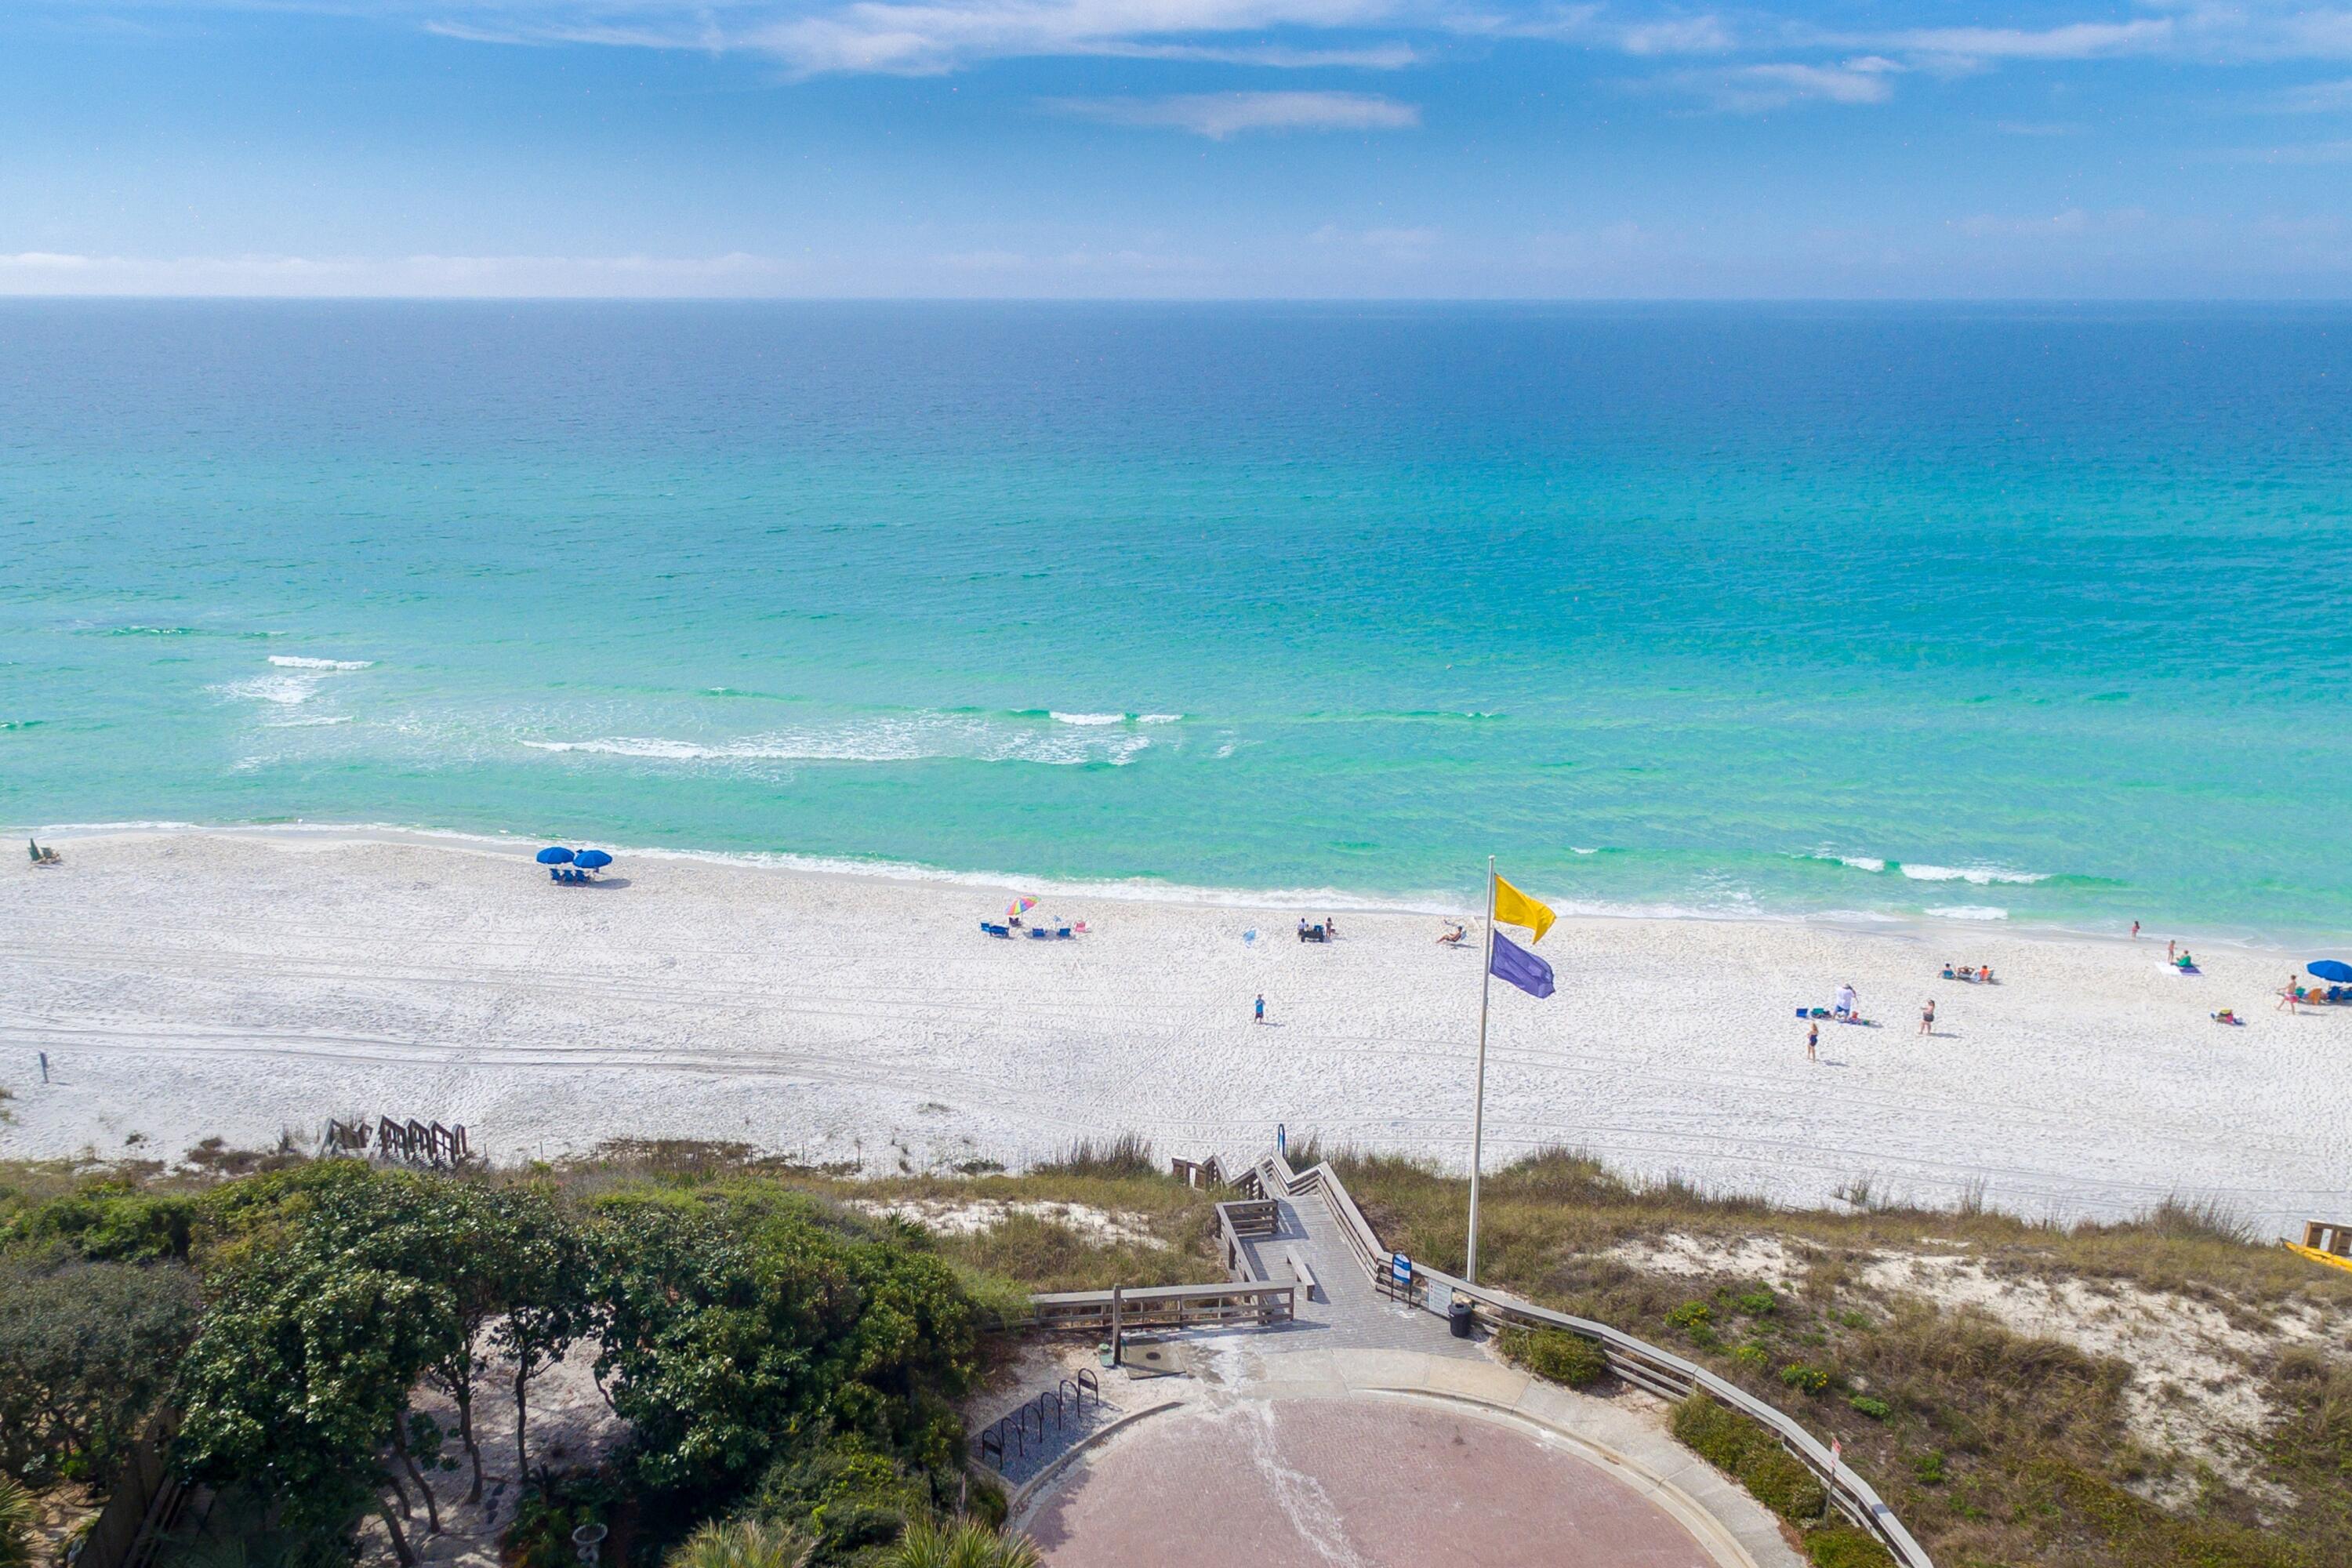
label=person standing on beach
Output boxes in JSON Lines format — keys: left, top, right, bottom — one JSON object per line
{"left": 1254, "top": 993, "right": 1266, "bottom": 1025}
{"left": 1920, "top": 999, "right": 1936, "bottom": 1036}
{"left": 2132, "top": 920, "right": 2141, "bottom": 940}
{"left": 38, "top": 1051, "right": 49, "bottom": 1084}
{"left": 1807, "top": 1022, "right": 1818, "bottom": 1061}
{"left": 2169, "top": 939, "right": 2177, "bottom": 962}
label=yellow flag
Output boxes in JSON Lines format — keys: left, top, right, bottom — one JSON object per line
{"left": 1493, "top": 874, "right": 1555, "bottom": 944}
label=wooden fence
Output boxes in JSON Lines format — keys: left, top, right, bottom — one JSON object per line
{"left": 1229, "top": 1149, "right": 1936, "bottom": 1568}
{"left": 67, "top": 1410, "right": 184, "bottom": 1568}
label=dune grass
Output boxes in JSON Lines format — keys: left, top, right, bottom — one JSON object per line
{"left": 1331, "top": 1145, "right": 2352, "bottom": 1568}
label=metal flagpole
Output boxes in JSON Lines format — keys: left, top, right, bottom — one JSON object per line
{"left": 1468, "top": 854, "right": 1496, "bottom": 1285}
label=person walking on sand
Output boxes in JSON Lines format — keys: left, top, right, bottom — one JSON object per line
{"left": 2132, "top": 920, "right": 2141, "bottom": 941}
{"left": 38, "top": 1051, "right": 48, "bottom": 1084}
{"left": 1254, "top": 993, "right": 1267, "bottom": 1025}
{"left": 1919, "top": 998, "right": 1936, "bottom": 1036}
{"left": 1807, "top": 1021, "right": 1818, "bottom": 1061}
{"left": 2280, "top": 975, "right": 2299, "bottom": 1013}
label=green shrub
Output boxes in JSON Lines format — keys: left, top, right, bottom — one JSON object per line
{"left": 750, "top": 1433, "right": 934, "bottom": 1564}
{"left": 1733, "top": 1345, "right": 1771, "bottom": 1370}
{"left": 881, "top": 1521, "right": 1040, "bottom": 1568}
{"left": 1805, "top": 1526, "right": 1894, "bottom": 1567}
{"left": 667, "top": 1519, "right": 815, "bottom": 1568}
{"left": 1732, "top": 1288, "right": 1778, "bottom": 1316}
{"left": 1497, "top": 1327, "right": 1609, "bottom": 1388}
{"left": 1848, "top": 1395, "right": 1891, "bottom": 1421}
{"left": 1671, "top": 1394, "right": 1828, "bottom": 1523}
{"left": 1910, "top": 1450, "right": 1946, "bottom": 1485}
{"left": 1780, "top": 1363, "right": 1831, "bottom": 1395}
{"left": 1666, "top": 1300, "right": 1711, "bottom": 1330}
{"left": 0, "top": 1475, "right": 35, "bottom": 1568}
{"left": 0, "top": 1258, "right": 201, "bottom": 1490}
{"left": 503, "top": 1472, "right": 627, "bottom": 1568}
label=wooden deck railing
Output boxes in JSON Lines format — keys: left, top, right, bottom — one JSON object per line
{"left": 1230, "top": 1149, "right": 1935, "bottom": 1568}
{"left": 1028, "top": 1280, "right": 1295, "bottom": 1331}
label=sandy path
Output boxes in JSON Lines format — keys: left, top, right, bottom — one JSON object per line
{"left": 0, "top": 830, "right": 2343, "bottom": 1233}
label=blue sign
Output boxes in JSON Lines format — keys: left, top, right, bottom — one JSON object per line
{"left": 1276, "top": 1123, "right": 1287, "bottom": 1158}
{"left": 1389, "top": 1252, "right": 1412, "bottom": 1286}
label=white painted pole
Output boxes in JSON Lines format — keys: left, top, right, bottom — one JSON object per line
{"left": 1468, "top": 855, "right": 1496, "bottom": 1285}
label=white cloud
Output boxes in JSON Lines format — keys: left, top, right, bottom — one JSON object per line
{"left": 742, "top": 0, "right": 1400, "bottom": 75}
{"left": 1048, "top": 89, "right": 1419, "bottom": 136}
{"left": 1876, "top": 19, "right": 2174, "bottom": 65}
{"left": 1669, "top": 55, "right": 1902, "bottom": 111}
{"left": 0, "top": 250, "right": 800, "bottom": 297}
{"left": 2270, "top": 74, "right": 2352, "bottom": 109}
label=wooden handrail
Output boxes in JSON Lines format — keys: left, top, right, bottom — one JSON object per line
{"left": 1232, "top": 1147, "right": 1935, "bottom": 1568}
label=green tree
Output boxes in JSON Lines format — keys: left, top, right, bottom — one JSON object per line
{"left": 590, "top": 1201, "right": 847, "bottom": 1495}
{"left": 0, "top": 1259, "right": 200, "bottom": 1490}
{"left": 488, "top": 1187, "right": 592, "bottom": 1485}
{"left": 174, "top": 1254, "right": 459, "bottom": 1566}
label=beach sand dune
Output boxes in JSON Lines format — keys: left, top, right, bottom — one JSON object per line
{"left": 0, "top": 832, "right": 2342, "bottom": 1235}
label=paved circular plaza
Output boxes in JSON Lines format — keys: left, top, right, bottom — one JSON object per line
{"left": 1021, "top": 1396, "right": 1732, "bottom": 1568}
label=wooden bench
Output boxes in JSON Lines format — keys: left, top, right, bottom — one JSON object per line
{"left": 1285, "top": 1247, "right": 1320, "bottom": 1302}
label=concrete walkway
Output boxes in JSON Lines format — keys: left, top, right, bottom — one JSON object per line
{"left": 1011, "top": 1346, "right": 1806, "bottom": 1568}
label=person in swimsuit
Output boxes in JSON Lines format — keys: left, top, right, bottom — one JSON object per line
{"left": 1920, "top": 998, "right": 1936, "bottom": 1036}
{"left": 1807, "top": 1021, "right": 1818, "bottom": 1061}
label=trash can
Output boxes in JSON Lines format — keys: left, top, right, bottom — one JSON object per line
{"left": 1448, "top": 1294, "right": 1475, "bottom": 1339}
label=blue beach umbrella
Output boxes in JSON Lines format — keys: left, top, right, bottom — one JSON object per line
{"left": 536, "top": 846, "right": 575, "bottom": 865}
{"left": 575, "top": 849, "right": 613, "bottom": 870}
{"left": 2308, "top": 960, "right": 2352, "bottom": 983}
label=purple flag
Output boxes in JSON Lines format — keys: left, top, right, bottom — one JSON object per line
{"left": 1490, "top": 930, "right": 1555, "bottom": 1000}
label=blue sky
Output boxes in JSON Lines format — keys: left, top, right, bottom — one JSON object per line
{"left": 3, "top": 2, "right": 2350, "bottom": 296}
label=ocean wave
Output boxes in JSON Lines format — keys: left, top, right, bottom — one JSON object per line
{"left": 1049, "top": 712, "right": 1124, "bottom": 727}
{"left": 1807, "top": 853, "right": 1888, "bottom": 873}
{"left": 264, "top": 715, "right": 356, "bottom": 728}
{"left": 1138, "top": 713, "right": 1182, "bottom": 724}
{"left": 0, "top": 720, "right": 43, "bottom": 731}
{"left": 1900, "top": 863, "right": 2048, "bottom": 885}
{"left": 268, "top": 655, "right": 375, "bottom": 671}
{"left": 1926, "top": 904, "right": 2010, "bottom": 920}
{"left": 521, "top": 712, "right": 1155, "bottom": 768}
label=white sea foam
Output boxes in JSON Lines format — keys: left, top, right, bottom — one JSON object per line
{"left": 1927, "top": 905, "right": 2011, "bottom": 920}
{"left": 267, "top": 655, "right": 375, "bottom": 671}
{"left": 1571, "top": 847, "right": 1600, "bottom": 855}
{"left": 1049, "top": 711, "right": 1124, "bottom": 726}
{"left": 1902, "top": 864, "right": 2048, "bottom": 886}
{"left": 217, "top": 675, "right": 319, "bottom": 706}
{"left": 1137, "top": 713, "right": 1182, "bottom": 724}
{"left": 264, "top": 715, "right": 356, "bottom": 728}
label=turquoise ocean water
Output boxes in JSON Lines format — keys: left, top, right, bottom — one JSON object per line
{"left": 3, "top": 301, "right": 2349, "bottom": 937}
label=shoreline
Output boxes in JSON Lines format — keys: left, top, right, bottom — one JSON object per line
{"left": 4, "top": 827, "right": 2346, "bottom": 1238}
{"left": 7, "top": 817, "right": 2326, "bottom": 953}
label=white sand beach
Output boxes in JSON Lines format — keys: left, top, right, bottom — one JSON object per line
{"left": 1, "top": 829, "right": 2343, "bottom": 1236}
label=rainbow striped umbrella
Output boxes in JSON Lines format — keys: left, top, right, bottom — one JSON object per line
{"left": 1007, "top": 896, "right": 1037, "bottom": 920}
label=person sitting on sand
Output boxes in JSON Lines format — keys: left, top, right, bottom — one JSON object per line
{"left": 1978, "top": 964, "right": 1994, "bottom": 984}
{"left": 1298, "top": 918, "right": 1309, "bottom": 941}
{"left": 2212, "top": 1009, "right": 2240, "bottom": 1025}
{"left": 1940, "top": 963, "right": 1956, "bottom": 979}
